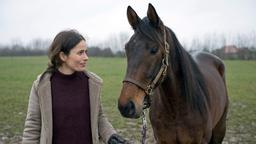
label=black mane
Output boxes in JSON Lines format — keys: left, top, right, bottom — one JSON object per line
{"left": 169, "top": 29, "right": 209, "bottom": 115}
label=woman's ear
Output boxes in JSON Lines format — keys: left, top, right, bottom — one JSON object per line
{"left": 59, "top": 52, "right": 67, "bottom": 62}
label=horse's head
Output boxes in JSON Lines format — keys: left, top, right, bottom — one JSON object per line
{"left": 118, "top": 3, "right": 170, "bottom": 118}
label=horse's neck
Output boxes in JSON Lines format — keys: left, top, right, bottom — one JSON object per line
{"left": 155, "top": 70, "right": 186, "bottom": 114}
{"left": 156, "top": 44, "right": 190, "bottom": 114}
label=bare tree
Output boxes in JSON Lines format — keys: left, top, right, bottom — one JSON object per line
{"left": 101, "top": 32, "right": 130, "bottom": 52}
{"left": 29, "top": 38, "right": 50, "bottom": 50}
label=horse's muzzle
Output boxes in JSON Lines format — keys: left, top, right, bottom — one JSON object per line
{"left": 118, "top": 101, "right": 137, "bottom": 118}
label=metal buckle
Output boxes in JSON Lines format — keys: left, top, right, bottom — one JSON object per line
{"left": 145, "top": 85, "right": 153, "bottom": 95}
{"left": 143, "top": 95, "right": 151, "bottom": 109}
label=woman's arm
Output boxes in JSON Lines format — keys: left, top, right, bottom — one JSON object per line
{"left": 98, "top": 101, "right": 116, "bottom": 143}
{"left": 98, "top": 99, "right": 128, "bottom": 144}
{"left": 22, "top": 81, "right": 41, "bottom": 144}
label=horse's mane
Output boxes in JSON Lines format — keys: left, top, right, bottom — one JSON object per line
{"left": 137, "top": 18, "right": 209, "bottom": 115}
{"left": 168, "top": 29, "right": 210, "bottom": 115}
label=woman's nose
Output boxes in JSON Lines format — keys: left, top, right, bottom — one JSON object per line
{"left": 83, "top": 52, "right": 89, "bottom": 61}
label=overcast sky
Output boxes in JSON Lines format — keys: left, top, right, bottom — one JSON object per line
{"left": 1, "top": 0, "right": 255, "bottom": 48}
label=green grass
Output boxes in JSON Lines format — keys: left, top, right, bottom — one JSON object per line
{"left": 0, "top": 56, "right": 46, "bottom": 138}
{"left": 224, "top": 60, "right": 256, "bottom": 143}
{"left": 0, "top": 57, "right": 255, "bottom": 143}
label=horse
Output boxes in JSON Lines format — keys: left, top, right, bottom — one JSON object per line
{"left": 118, "top": 3, "right": 229, "bottom": 144}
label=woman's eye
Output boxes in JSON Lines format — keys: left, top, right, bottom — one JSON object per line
{"left": 149, "top": 47, "right": 158, "bottom": 54}
{"left": 78, "top": 51, "right": 84, "bottom": 55}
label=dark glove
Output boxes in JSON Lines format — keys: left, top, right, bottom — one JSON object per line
{"left": 108, "top": 134, "right": 128, "bottom": 144}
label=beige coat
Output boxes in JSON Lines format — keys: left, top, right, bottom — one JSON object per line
{"left": 22, "top": 71, "right": 116, "bottom": 144}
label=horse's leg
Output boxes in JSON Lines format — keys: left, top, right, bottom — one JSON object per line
{"left": 209, "top": 102, "right": 229, "bottom": 144}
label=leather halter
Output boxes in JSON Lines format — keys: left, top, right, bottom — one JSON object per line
{"left": 123, "top": 28, "right": 170, "bottom": 109}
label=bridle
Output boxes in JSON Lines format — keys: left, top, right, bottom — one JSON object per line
{"left": 123, "top": 28, "right": 169, "bottom": 144}
{"left": 123, "top": 28, "right": 170, "bottom": 109}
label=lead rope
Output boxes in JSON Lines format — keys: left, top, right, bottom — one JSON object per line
{"left": 141, "top": 109, "right": 147, "bottom": 144}
{"left": 140, "top": 28, "right": 169, "bottom": 144}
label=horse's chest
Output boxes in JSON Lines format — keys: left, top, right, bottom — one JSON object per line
{"left": 152, "top": 124, "right": 205, "bottom": 143}
{"left": 150, "top": 113, "right": 206, "bottom": 143}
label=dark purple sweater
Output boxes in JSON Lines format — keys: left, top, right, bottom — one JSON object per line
{"left": 51, "top": 70, "right": 92, "bottom": 144}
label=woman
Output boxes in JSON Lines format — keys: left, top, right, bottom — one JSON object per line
{"left": 22, "top": 30, "right": 127, "bottom": 144}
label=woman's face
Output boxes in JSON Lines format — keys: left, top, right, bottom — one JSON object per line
{"left": 59, "top": 40, "right": 88, "bottom": 74}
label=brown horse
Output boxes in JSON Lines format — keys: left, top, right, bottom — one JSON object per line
{"left": 118, "top": 3, "right": 229, "bottom": 144}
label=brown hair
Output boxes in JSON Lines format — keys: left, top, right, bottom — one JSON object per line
{"left": 46, "top": 29, "right": 85, "bottom": 73}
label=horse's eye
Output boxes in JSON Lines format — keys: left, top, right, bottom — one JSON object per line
{"left": 149, "top": 47, "right": 158, "bottom": 55}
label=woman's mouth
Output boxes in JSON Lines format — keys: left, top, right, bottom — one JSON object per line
{"left": 80, "top": 63, "right": 86, "bottom": 67}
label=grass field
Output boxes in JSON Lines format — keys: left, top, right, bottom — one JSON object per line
{"left": 0, "top": 56, "right": 255, "bottom": 143}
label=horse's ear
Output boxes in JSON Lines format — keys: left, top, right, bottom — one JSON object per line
{"left": 147, "top": 3, "right": 161, "bottom": 28}
{"left": 127, "top": 6, "right": 141, "bottom": 30}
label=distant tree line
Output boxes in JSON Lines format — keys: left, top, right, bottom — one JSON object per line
{"left": 0, "top": 32, "right": 256, "bottom": 59}
{"left": 0, "top": 42, "right": 125, "bottom": 57}
{"left": 87, "top": 46, "right": 125, "bottom": 57}
{"left": 0, "top": 39, "right": 49, "bottom": 56}
{"left": 211, "top": 46, "right": 256, "bottom": 60}
{"left": 185, "top": 32, "right": 256, "bottom": 60}
{"left": 0, "top": 33, "right": 128, "bottom": 57}
{"left": 0, "top": 45, "right": 125, "bottom": 57}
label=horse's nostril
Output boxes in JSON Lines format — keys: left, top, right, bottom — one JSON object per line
{"left": 126, "top": 101, "right": 135, "bottom": 115}
{"left": 118, "top": 101, "right": 135, "bottom": 118}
